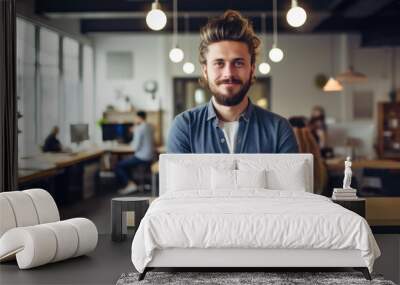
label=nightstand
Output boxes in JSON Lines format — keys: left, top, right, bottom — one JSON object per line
{"left": 111, "top": 197, "right": 150, "bottom": 242}
{"left": 331, "top": 198, "right": 366, "bottom": 218}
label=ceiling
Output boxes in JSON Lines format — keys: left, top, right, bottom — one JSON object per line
{"left": 35, "top": 0, "right": 400, "bottom": 47}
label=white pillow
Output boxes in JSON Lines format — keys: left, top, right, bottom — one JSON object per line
{"left": 238, "top": 159, "right": 307, "bottom": 191}
{"left": 167, "top": 160, "right": 235, "bottom": 191}
{"left": 211, "top": 168, "right": 236, "bottom": 190}
{"left": 237, "top": 169, "right": 267, "bottom": 188}
{"left": 266, "top": 161, "right": 307, "bottom": 191}
{"left": 211, "top": 168, "right": 267, "bottom": 190}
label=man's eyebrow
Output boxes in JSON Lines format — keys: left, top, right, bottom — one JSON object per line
{"left": 211, "top": 57, "right": 245, "bottom": 62}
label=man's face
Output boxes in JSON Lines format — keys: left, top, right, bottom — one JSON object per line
{"left": 202, "top": 41, "right": 255, "bottom": 106}
{"left": 134, "top": 115, "right": 143, "bottom": 124}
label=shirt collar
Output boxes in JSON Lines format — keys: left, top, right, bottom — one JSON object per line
{"left": 206, "top": 97, "right": 254, "bottom": 123}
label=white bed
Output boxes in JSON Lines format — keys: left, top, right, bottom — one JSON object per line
{"left": 131, "top": 154, "right": 380, "bottom": 280}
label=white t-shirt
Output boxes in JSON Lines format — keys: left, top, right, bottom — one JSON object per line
{"left": 219, "top": 121, "right": 239, "bottom": 154}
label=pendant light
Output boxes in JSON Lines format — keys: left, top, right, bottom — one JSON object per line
{"left": 146, "top": 0, "right": 167, "bottom": 31}
{"left": 169, "top": 0, "right": 184, "bottom": 63}
{"left": 259, "top": 62, "right": 271, "bottom": 75}
{"left": 286, "top": 0, "right": 307, "bottom": 28}
{"left": 182, "top": 14, "right": 195, "bottom": 74}
{"left": 258, "top": 13, "right": 271, "bottom": 75}
{"left": 269, "top": 0, "right": 284, "bottom": 63}
{"left": 336, "top": 66, "right": 368, "bottom": 83}
{"left": 323, "top": 35, "right": 343, "bottom": 92}
{"left": 336, "top": 40, "right": 367, "bottom": 83}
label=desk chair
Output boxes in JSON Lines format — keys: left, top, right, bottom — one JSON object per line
{"left": 292, "top": 127, "right": 328, "bottom": 195}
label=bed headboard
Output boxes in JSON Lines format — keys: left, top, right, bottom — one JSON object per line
{"left": 159, "top": 154, "right": 314, "bottom": 195}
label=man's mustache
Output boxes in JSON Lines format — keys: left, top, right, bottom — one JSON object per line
{"left": 216, "top": 77, "right": 243, "bottom": 85}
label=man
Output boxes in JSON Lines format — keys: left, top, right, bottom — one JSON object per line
{"left": 167, "top": 10, "right": 298, "bottom": 154}
{"left": 43, "top": 126, "right": 62, "bottom": 152}
{"left": 116, "top": 111, "right": 155, "bottom": 195}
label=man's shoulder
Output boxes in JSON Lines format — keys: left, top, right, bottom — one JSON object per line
{"left": 175, "top": 103, "right": 208, "bottom": 121}
{"left": 252, "top": 104, "right": 289, "bottom": 125}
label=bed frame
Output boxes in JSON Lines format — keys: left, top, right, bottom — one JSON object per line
{"left": 138, "top": 154, "right": 371, "bottom": 281}
{"left": 140, "top": 248, "right": 370, "bottom": 280}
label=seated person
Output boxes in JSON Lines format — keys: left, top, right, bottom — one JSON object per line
{"left": 43, "top": 126, "right": 62, "bottom": 152}
{"left": 308, "top": 106, "right": 334, "bottom": 158}
{"left": 116, "top": 111, "right": 155, "bottom": 195}
{"left": 308, "top": 105, "right": 327, "bottom": 149}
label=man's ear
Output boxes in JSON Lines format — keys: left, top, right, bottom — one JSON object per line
{"left": 201, "top": 64, "right": 207, "bottom": 79}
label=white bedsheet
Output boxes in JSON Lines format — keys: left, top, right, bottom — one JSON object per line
{"left": 131, "top": 190, "right": 380, "bottom": 273}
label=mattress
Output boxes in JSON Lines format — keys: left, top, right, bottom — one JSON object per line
{"left": 131, "top": 190, "right": 380, "bottom": 273}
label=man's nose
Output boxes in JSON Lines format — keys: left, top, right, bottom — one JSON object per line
{"left": 222, "top": 63, "right": 236, "bottom": 78}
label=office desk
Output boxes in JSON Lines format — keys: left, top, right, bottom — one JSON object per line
{"left": 18, "top": 150, "right": 104, "bottom": 204}
{"left": 18, "top": 146, "right": 164, "bottom": 203}
{"left": 18, "top": 168, "right": 58, "bottom": 184}
{"left": 105, "top": 145, "right": 165, "bottom": 155}
{"left": 325, "top": 158, "right": 400, "bottom": 232}
{"left": 367, "top": 197, "right": 400, "bottom": 227}
{"left": 39, "top": 149, "right": 104, "bottom": 168}
{"left": 326, "top": 157, "right": 400, "bottom": 171}
{"left": 106, "top": 145, "right": 134, "bottom": 155}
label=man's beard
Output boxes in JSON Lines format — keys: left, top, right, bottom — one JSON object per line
{"left": 206, "top": 73, "right": 253, "bottom": 107}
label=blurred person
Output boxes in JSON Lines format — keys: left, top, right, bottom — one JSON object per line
{"left": 43, "top": 126, "right": 62, "bottom": 152}
{"left": 115, "top": 111, "right": 155, "bottom": 195}
{"left": 308, "top": 105, "right": 327, "bottom": 149}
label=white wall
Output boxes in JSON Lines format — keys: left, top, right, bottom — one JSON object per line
{"left": 92, "top": 34, "right": 171, "bottom": 143}
{"left": 92, "top": 32, "right": 400, "bottom": 152}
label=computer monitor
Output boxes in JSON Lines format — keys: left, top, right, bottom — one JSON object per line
{"left": 70, "top": 124, "right": 89, "bottom": 144}
{"left": 102, "top": 124, "right": 117, "bottom": 141}
{"left": 101, "top": 123, "right": 133, "bottom": 143}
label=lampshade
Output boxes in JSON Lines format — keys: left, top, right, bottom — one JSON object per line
{"left": 323, "top": 77, "right": 343, "bottom": 92}
{"left": 336, "top": 66, "right": 367, "bottom": 83}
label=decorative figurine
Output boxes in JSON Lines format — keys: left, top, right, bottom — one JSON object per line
{"left": 332, "top": 156, "right": 357, "bottom": 199}
{"left": 342, "top": 156, "right": 353, "bottom": 190}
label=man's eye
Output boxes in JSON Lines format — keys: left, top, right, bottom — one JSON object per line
{"left": 215, "top": 62, "right": 224, "bottom": 67}
{"left": 235, "top": 61, "right": 244, "bottom": 67}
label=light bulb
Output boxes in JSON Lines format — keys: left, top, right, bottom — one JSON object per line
{"left": 183, "top": 62, "right": 195, "bottom": 74}
{"left": 169, "top": 47, "right": 184, "bottom": 63}
{"left": 146, "top": 2, "right": 167, "bottom": 31}
{"left": 258, "top": 62, "right": 271, "bottom": 75}
{"left": 269, "top": 46, "right": 284, "bottom": 62}
{"left": 286, "top": 1, "right": 307, "bottom": 27}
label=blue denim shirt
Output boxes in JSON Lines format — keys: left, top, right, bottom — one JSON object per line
{"left": 167, "top": 99, "right": 298, "bottom": 154}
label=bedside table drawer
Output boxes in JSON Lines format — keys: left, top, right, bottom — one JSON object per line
{"left": 332, "top": 199, "right": 366, "bottom": 218}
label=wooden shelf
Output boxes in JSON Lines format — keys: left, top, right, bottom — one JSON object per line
{"left": 377, "top": 102, "right": 400, "bottom": 159}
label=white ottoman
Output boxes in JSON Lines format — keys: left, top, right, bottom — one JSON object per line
{"left": 0, "top": 189, "right": 98, "bottom": 269}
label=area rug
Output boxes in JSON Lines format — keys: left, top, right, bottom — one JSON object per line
{"left": 116, "top": 271, "right": 396, "bottom": 285}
